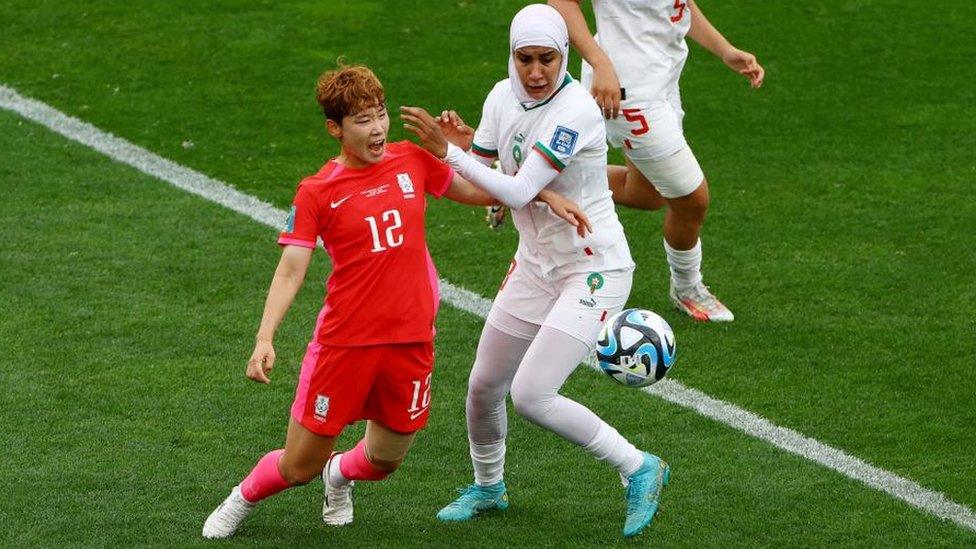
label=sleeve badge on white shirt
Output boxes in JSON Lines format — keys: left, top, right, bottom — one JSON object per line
{"left": 550, "top": 126, "right": 579, "bottom": 155}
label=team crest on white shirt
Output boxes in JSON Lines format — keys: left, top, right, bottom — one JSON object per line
{"left": 396, "top": 173, "right": 415, "bottom": 198}
{"left": 314, "top": 394, "right": 330, "bottom": 421}
{"left": 550, "top": 126, "right": 579, "bottom": 155}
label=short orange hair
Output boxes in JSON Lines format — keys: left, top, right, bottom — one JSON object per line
{"left": 315, "top": 63, "right": 385, "bottom": 122}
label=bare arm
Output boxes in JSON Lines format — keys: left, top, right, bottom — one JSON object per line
{"left": 442, "top": 175, "right": 498, "bottom": 206}
{"left": 687, "top": 0, "right": 765, "bottom": 88}
{"left": 549, "top": 0, "right": 621, "bottom": 119}
{"left": 247, "top": 244, "right": 313, "bottom": 384}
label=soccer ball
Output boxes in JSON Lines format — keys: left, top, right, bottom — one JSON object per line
{"left": 596, "top": 308, "right": 676, "bottom": 388}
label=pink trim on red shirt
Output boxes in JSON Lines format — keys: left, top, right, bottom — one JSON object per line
{"left": 424, "top": 246, "right": 439, "bottom": 338}
{"left": 278, "top": 237, "right": 316, "bottom": 248}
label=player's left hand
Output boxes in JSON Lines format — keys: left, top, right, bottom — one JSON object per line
{"left": 438, "top": 110, "right": 475, "bottom": 151}
{"left": 537, "top": 189, "right": 592, "bottom": 238}
{"left": 722, "top": 48, "right": 765, "bottom": 88}
{"left": 401, "top": 106, "right": 449, "bottom": 158}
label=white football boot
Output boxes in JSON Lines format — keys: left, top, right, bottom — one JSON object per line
{"left": 202, "top": 485, "right": 255, "bottom": 539}
{"left": 321, "top": 453, "right": 354, "bottom": 526}
{"left": 670, "top": 282, "right": 734, "bottom": 322}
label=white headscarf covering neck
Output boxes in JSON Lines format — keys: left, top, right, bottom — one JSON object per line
{"left": 508, "top": 4, "right": 570, "bottom": 110}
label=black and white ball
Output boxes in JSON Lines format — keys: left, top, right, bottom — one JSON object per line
{"left": 596, "top": 309, "right": 676, "bottom": 388}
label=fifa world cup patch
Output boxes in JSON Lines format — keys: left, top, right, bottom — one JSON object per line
{"left": 550, "top": 126, "right": 579, "bottom": 155}
{"left": 285, "top": 205, "right": 296, "bottom": 233}
{"left": 314, "top": 394, "right": 330, "bottom": 421}
{"left": 586, "top": 272, "right": 605, "bottom": 294}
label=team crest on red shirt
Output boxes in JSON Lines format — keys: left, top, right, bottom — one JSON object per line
{"left": 397, "top": 173, "right": 415, "bottom": 198}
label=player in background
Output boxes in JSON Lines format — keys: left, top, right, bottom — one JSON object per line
{"left": 202, "top": 63, "right": 588, "bottom": 539}
{"left": 402, "top": 4, "right": 669, "bottom": 538}
{"left": 549, "top": 0, "right": 765, "bottom": 322}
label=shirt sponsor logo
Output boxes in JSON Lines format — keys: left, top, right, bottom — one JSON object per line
{"left": 396, "top": 173, "right": 415, "bottom": 198}
{"left": 550, "top": 125, "right": 579, "bottom": 155}
{"left": 285, "top": 205, "right": 296, "bottom": 232}
{"left": 579, "top": 297, "right": 597, "bottom": 308}
{"left": 314, "top": 394, "right": 330, "bottom": 421}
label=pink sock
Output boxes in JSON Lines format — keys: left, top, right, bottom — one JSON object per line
{"left": 338, "top": 439, "right": 390, "bottom": 481}
{"left": 239, "top": 449, "right": 290, "bottom": 503}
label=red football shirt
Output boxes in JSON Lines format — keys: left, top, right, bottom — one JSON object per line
{"left": 278, "top": 141, "right": 454, "bottom": 346}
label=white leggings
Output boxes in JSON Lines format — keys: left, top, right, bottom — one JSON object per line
{"left": 466, "top": 308, "right": 643, "bottom": 485}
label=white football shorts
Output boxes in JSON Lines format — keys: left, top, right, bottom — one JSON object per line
{"left": 488, "top": 255, "right": 634, "bottom": 348}
{"left": 608, "top": 96, "right": 704, "bottom": 199}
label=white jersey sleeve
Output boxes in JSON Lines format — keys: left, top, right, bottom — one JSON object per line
{"left": 444, "top": 143, "right": 559, "bottom": 209}
{"left": 471, "top": 80, "right": 508, "bottom": 160}
{"left": 530, "top": 97, "right": 605, "bottom": 173}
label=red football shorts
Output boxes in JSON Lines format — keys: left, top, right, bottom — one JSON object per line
{"left": 290, "top": 341, "right": 434, "bottom": 437}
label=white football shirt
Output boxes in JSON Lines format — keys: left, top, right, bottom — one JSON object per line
{"left": 472, "top": 76, "right": 633, "bottom": 276}
{"left": 585, "top": 0, "right": 692, "bottom": 103}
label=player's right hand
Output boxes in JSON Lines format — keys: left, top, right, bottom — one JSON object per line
{"left": 722, "top": 47, "right": 765, "bottom": 88}
{"left": 246, "top": 339, "right": 276, "bottom": 384}
{"left": 590, "top": 61, "right": 622, "bottom": 119}
{"left": 438, "top": 110, "right": 475, "bottom": 151}
{"left": 537, "top": 189, "right": 593, "bottom": 238}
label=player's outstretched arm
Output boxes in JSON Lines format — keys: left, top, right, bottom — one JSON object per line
{"left": 247, "top": 245, "right": 313, "bottom": 384}
{"left": 402, "top": 106, "right": 559, "bottom": 210}
{"left": 687, "top": 0, "right": 764, "bottom": 88}
{"left": 549, "top": 0, "right": 621, "bottom": 119}
{"left": 443, "top": 175, "right": 498, "bottom": 206}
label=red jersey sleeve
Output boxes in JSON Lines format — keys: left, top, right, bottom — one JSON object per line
{"left": 408, "top": 143, "right": 454, "bottom": 198}
{"left": 278, "top": 182, "right": 320, "bottom": 248}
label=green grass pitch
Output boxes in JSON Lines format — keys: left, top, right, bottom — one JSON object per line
{"left": 1, "top": 0, "right": 974, "bottom": 546}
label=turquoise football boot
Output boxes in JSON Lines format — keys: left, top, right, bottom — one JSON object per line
{"left": 436, "top": 481, "right": 509, "bottom": 521}
{"left": 623, "top": 452, "right": 670, "bottom": 538}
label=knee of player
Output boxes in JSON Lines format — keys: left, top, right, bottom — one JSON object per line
{"left": 672, "top": 181, "right": 710, "bottom": 220}
{"left": 689, "top": 179, "right": 710, "bottom": 211}
{"left": 278, "top": 460, "right": 322, "bottom": 486}
{"left": 467, "top": 373, "right": 503, "bottom": 404}
{"left": 367, "top": 453, "right": 404, "bottom": 474}
{"left": 510, "top": 383, "right": 553, "bottom": 422}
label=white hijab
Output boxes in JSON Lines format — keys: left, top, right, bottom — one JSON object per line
{"left": 508, "top": 4, "right": 570, "bottom": 109}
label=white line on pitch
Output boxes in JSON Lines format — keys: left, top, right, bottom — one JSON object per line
{"left": 2, "top": 83, "right": 973, "bottom": 533}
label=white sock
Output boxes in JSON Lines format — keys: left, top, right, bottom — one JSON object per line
{"left": 471, "top": 440, "right": 506, "bottom": 486}
{"left": 664, "top": 238, "right": 703, "bottom": 291}
{"left": 328, "top": 453, "right": 350, "bottom": 488}
{"left": 583, "top": 421, "right": 645, "bottom": 478}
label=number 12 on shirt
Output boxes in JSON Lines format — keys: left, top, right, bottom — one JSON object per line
{"left": 365, "top": 209, "right": 403, "bottom": 252}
